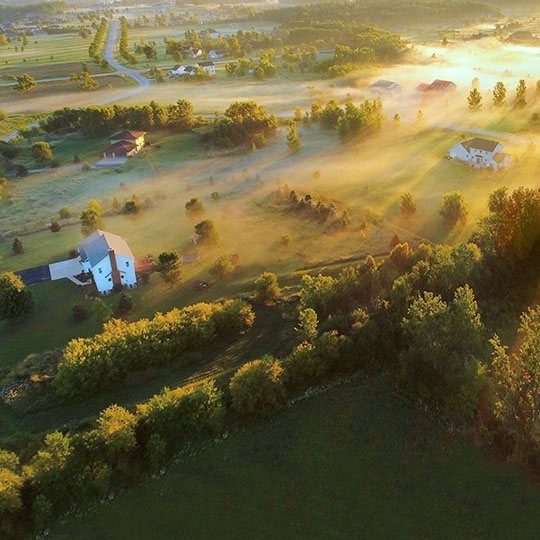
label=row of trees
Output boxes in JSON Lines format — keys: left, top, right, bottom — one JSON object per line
{"left": 88, "top": 17, "right": 107, "bottom": 62}
{"left": 42, "top": 99, "right": 196, "bottom": 136}
{"left": 468, "top": 79, "right": 535, "bottom": 111}
{"left": 118, "top": 16, "right": 137, "bottom": 65}
{"left": 54, "top": 299, "right": 255, "bottom": 397}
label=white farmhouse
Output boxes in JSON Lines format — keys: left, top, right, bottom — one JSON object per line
{"left": 449, "top": 138, "right": 511, "bottom": 171}
{"left": 78, "top": 230, "right": 137, "bottom": 294}
{"left": 197, "top": 61, "right": 216, "bottom": 76}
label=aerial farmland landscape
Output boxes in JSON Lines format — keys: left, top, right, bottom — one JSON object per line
{"left": 0, "top": 0, "right": 538, "bottom": 538}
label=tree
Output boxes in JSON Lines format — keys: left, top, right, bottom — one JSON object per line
{"left": 401, "top": 286, "right": 486, "bottom": 419}
{"left": 209, "top": 255, "right": 235, "bottom": 280}
{"left": 286, "top": 120, "right": 300, "bottom": 152}
{"left": 155, "top": 251, "right": 182, "bottom": 283}
{"left": 80, "top": 199, "right": 103, "bottom": 235}
{"left": 93, "top": 298, "right": 112, "bottom": 325}
{"left": 14, "top": 73, "right": 36, "bottom": 94}
{"left": 492, "top": 81, "right": 506, "bottom": 107}
{"left": 400, "top": 192, "right": 416, "bottom": 216}
{"left": 194, "top": 220, "right": 219, "bottom": 246}
{"left": 229, "top": 358, "right": 285, "bottom": 416}
{"left": 210, "top": 191, "right": 220, "bottom": 202}
{"left": 254, "top": 272, "right": 281, "bottom": 304}
{"left": 116, "top": 293, "right": 133, "bottom": 316}
{"left": 12, "top": 237, "right": 23, "bottom": 254}
{"left": 515, "top": 79, "right": 527, "bottom": 108}
{"left": 185, "top": 197, "right": 204, "bottom": 218}
{"left": 0, "top": 449, "right": 23, "bottom": 528}
{"left": 78, "top": 71, "right": 99, "bottom": 91}
{"left": 0, "top": 272, "right": 34, "bottom": 319}
{"left": 489, "top": 306, "right": 540, "bottom": 463}
{"left": 96, "top": 405, "right": 137, "bottom": 465}
{"left": 169, "top": 99, "right": 194, "bottom": 131}
{"left": 439, "top": 191, "right": 468, "bottom": 228}
{"left": 467, "top": 88, "right": 483, "bottom": 112}
{"left": 295, "top": 308, "right": 318, "bottom": 343}
{"left": 32, "top": 141, "right": 53, "bottom": 162}
{"left": 59, "top": 207, "right": 71, "bottom": 219}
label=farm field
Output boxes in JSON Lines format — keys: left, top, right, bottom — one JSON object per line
{"left": 52, "top": 377, "right": 540, "bottom": 539}
{"left": 0, "top": 32, "right": 107, "bottom": 80}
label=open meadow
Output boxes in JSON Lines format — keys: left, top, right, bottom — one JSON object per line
{"left": 52, "top": 377, "right": 540, "bottom": 540}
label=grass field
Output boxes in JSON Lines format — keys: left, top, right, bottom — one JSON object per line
{"left": 0, "top": 124, "right": 536, "bottom": 370}
{"left": 0, "top": 32, "right": 106, "bottom": 80}
{"left": 51, "top": 376, "right": 540, "bottom": 539}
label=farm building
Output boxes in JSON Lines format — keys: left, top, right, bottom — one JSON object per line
{"left": 449, "top": 138, "right": 511, "bottom": 171}
{"left": 370, "top": 79, "right": 402, "bottom": 94}
{"left": 417, "top": 79, "right": 457, "bottom": 93}
{"left": 170, "top": 62, "right": 216, "bottom": 77}
{"left": 98, "top": 131, "right": 146, "bottom": 166}
{"left": 78, "top": 230, "right": 137, "bottom": 294}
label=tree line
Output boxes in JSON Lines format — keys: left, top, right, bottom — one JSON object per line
{"left": 0, "top": 185, "right": 537, "bottom": 535}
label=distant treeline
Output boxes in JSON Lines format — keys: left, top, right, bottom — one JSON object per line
{"left": 261, "top": 0, "right": 502, "bottom": 27}
{"left": 0, "top": 1, "right": 67, "bottom": 23}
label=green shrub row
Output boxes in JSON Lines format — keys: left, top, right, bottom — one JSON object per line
{"left": 54, "top": 299, "right": 255, "bottom": 398}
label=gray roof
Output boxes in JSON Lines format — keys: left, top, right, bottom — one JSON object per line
{"left": 371, "top": 79, "right": 400, "bottom": 88}
{"left": 462, "top": 138, "right": 500, "bottom": 153}
{"left": 79, "top": 230, "right": 134, "bottom": 267}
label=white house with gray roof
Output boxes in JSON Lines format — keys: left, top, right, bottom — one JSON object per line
{"left": 78, "top": 230, "right": 137, "bottom": 293}
{"left": 449, "top": 138, "right": 510, "bottom": 171}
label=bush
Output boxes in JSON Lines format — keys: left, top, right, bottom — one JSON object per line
{"left": 254, "top": 271, "right": 281, "bottom": 304}
{"left": 54, "top": 300, "right": 255, "bottom": 397}
{"left": 229, "top": 358, "right": 285, "bottom": 416}
{"left": 50, "top": 221, "right": 61, "bottom": 233}
{"left": 72, "top": 304, "right": 89, "bottom": 321}
{"left": 115, "top": 293, "right": 133, "bottom": 316}
{"left": 137, "top": 380, "right": 224, "bottom": 443}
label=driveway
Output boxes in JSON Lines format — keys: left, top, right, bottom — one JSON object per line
{"left": 16, "top": 265, "right": 51, "bottom": 285}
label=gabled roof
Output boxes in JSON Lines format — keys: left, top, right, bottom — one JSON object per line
{"left": 462, "top": 138, "right": 500, "bottom": 153}
{"left": 371, "top": 79, "right": 400, "bottom": 89}
{"left": 79, "top": 230, "right": 134, "bottom": 267}
{"left": 110, "top": 130, "right": 146, "bottom": 141}
{"left": 104, "top": 141, "right": 137, "bottom": 155}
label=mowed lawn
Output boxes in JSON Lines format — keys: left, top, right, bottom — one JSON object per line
{"left": 52, "top": 378, "right": 540, "bottom": 539}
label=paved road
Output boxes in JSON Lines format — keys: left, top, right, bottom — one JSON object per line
{"left": 1, "top": 20, "right": 148, "bottom": 141}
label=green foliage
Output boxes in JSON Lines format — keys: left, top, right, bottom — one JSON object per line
{"left": 230, "top": 358, "right": 285, "bottom": 416}
{"left": 209, "top": 101, "right": 277, "bottom": 148}
{"left": 515, "top": 79, "right": 527, "bottom": 108}
{"left": 0, "top": 272, "right": 34, "bottom": 319}
{"left": 185, "top": 197, "right": 204, "bottom": 217}
{"left": 194, "top": 219, "right": 220, "bottom": 246}
{"left": 295, "top": 308, "right": 319, "bottom": 343}
{"left": 155, "top": 251, "right": 182, "bottom": 284}
{"left": 96, "top": 405, "right": 137, "bottom": 464}
{"left": 14, "top": 73, "right": 36, "bottom": 94}
{"left": 337, "top": 99, "right": 383, "bottom": 140}
{"left": 254, "top": 272, "right": 281, "bottom": 304}
{"left": 492, "top": 81, "right": 506, "bottom": 107}
{"left": 137, "top": 380, "right": 224, "bottom": 442}
{"left": 400, "top": 192, "right": 416, "bottom": 216}
{"left": 439, "top": 191, "right": 469, "bottom": 228}
{"left": 115, "top": 293, "right": 133, "bottom": 317}
{"left": 286, "top": 120, "right": 300, "bottom": 152}
{"left": 92, "top": 298, "right": 112, "bottom": 326}
{"left": 489, "top": 306, "right": 540, "bottom": 464}
{"left": 32, "top": 141, "right": 53, "bottom": 162}
{"left": 467, "top": 88, "right": 483, "bottom": 112}
{"left": 401, "top": 286, "right": 487, "bottom": 419}
{"left": 54, "top": 300, "right": 255, "bottom": 397}
{"left": 209, "top": 255, "right": 235, "bottom": 280}
{"left": 80, "top": 199, "right": 103, "bottom": 235}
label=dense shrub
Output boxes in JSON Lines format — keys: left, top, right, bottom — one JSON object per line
{"left": 229, "top": 358, "right": 285, "bottom": 415}
{"left": 54, "top": 300, "right": 255, "bottom": 397}
{"left": 137, "top": 380, "right": 224, "bottom": 443}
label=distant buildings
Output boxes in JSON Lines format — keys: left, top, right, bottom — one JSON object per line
{"left": 208, "top": 49, "right": 226, "bottom": 59}
{"left": 370, "top": 79, "right": 402, "bottom": 94}
{"left": 449, "top": 138, "right": 511, "bottom": 171}
{"left": 199, "top": 28, "right": 220, "bottom": 40}
{"left": 170, "top": 61, "right": 216, "bottom": 77}
{"left": 417, "top": 79, "right": 457, "bottom": 93}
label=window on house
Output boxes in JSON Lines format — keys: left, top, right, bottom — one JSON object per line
{"left": 126, "top": 261, "right": 130, "bottom": 267}
{"left": 98, "top": 268, "right": 102, "bottom": 274}
{"left": 108, "top": 277, "right": 112, "bottom": 282}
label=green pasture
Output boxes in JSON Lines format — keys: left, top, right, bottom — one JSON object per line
{"left": 52, "top": 377, "right": 540, "bottom": 539}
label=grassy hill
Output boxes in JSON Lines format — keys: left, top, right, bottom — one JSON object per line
{"left": 52, "top": 376, "right": 540, "bottom": 539}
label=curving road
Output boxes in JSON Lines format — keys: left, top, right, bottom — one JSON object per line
{"left": 1, "top": 19, "right": 149, "bottom": 141}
